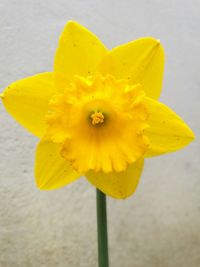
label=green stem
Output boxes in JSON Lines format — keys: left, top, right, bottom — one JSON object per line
{"left": 96, "top": 189, "right": 109, "bottom": 267}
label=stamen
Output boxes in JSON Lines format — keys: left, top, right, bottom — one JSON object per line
{"left": 91, "top": 111, "right": 104, "bottom": 125}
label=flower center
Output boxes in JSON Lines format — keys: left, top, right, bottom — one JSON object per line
{"left": 90, "top": 111, "right": 104, "bottom": 125}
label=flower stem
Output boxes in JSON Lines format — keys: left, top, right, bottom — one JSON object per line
{"left": 96, "top": 189, "right": 109, "bottom": 267}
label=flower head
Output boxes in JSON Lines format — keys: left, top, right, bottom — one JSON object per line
{"left": 1, "top": 21, "right": 194, "bottom": 198}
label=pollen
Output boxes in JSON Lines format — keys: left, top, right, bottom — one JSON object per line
{"left": 91, "top": 111, "right": 104, "bottom": 125}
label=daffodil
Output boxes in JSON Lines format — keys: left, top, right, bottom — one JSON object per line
{"left": 1, "top": 21, "right": 194, "bottom": 199}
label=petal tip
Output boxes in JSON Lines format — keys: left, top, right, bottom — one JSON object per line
{"left": 189, "top": 130, "right": 195, "bottom": 141}
{"left": 145, "top": 37, "right": 163, "bottom": 49}
{"left": 156, "top": 39, "right": 161, "bottom": 45}
{"left": 35, "top": 181, "right": 44, "bottom": 190}
{"left": 153, "top": 38, "right": 164, "bottom": 50}
{"left": 184, "top": 124, "right": 195, "bottom": 142}
{"left": 67, "top": 20, "right": 78, "bottom": 27}
{"left": 34, "top": 170, "right": 53, "bottom": 191}
{"left": 0, "top": 92, "right": 4, "bottom": 100}
{"left": 66, "top": 20, "right": 83, "bottom": 30}
{"left": 35, "top": 181, "right": 51, "bottom": 191}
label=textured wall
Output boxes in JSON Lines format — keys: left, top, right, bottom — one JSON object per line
{"left": 0, "top": 0, "right": 200, "bottom": 266}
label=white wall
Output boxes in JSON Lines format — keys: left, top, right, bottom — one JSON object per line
{"left": 0, "top": 0, "right": 200, "bottom": 266}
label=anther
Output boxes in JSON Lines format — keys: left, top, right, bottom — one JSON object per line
{"left": 91, "top": 111, "right": 104, "bottom": 125}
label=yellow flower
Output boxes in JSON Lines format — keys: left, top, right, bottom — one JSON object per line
{"left": 0, "top": 21, "right": 195, "bottom": 199}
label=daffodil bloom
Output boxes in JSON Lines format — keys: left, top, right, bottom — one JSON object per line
{"left": 1, "top": 21, "right": 194, "bottom": 199}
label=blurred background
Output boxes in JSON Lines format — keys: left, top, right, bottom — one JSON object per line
{"left": 0, "top": 0, "right": 199, "bottom": 266}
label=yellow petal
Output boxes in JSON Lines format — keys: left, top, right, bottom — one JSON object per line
{"left": 86, "top": 159, "right": 144, "bottom": 199}
{"left": 54, "top": 21, "right": 108, "bottom": 90}
{"left": 35, "top": 139, "right": 80, "bottom": 190}
{"left": 1, "top": 72, "right": 56, "bottom": 137}
{"left": 99, "top": 37, "right": 164, "bottom": 99}
{"left": 145, "top": 97, "right": 195, "bottom": 157}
